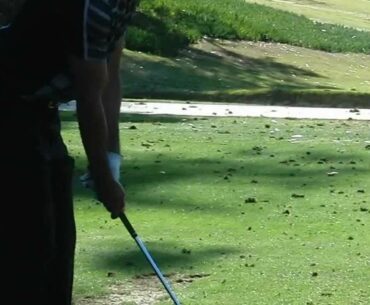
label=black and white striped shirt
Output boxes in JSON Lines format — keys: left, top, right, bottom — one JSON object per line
{"left": 0, "top": 0, "right": 139, "bottom": 102}
{"left": 83, "top": 0, "right": 138, "bottom": 60}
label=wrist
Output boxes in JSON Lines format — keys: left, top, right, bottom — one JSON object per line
{"left": 107, "top": 151, "right": 122, "bottom": 181}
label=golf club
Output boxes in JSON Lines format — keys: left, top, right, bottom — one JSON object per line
{"left": 119, "top": 212, "right": 182, "bottom": 305}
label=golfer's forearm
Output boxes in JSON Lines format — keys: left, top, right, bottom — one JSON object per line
{"left": 103, "top": 40, "right": 124, "bottom": 155}
{"left": 68, "top": 55, "right": 115, "bottom": 181}
{"left": 76, "top": 97, "right": 113, "bottom": 185}
{"left": 102, "top": 76, "right": 121, "bottom": 154}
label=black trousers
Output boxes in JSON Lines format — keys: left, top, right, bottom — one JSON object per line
{"left": 0, "top": 99, "right": 76, "bottom": 305}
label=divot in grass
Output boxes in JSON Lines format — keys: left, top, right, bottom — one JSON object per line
{"left": 77, "top": 273, "right": 210, "bottom": 305}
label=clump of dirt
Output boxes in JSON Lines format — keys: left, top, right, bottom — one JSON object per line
{"left": 76, "top": 273, "right": 210, "bottom": 305}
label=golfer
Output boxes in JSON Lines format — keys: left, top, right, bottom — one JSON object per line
{"left": 0, "top": 0, "right": 139, "bottom": 304}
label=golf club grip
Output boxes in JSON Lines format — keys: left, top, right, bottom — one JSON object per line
{"left": 119, "top": 212, "right": 137, "bottom": 238}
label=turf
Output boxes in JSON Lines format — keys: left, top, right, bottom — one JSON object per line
{"left": 244, "top": 0, "right": 370, "bottom": 32}
{"left": 62, "top": 112, "right": 370, "bottom": 305}
{"left": 121, "top": 39, "right": 370, "bottom": 107}
{"left": 126, "top": 0, "right": 370, "bottom": 56}
{"left": 121, "top": 0, "right": 370, "bottom": 106}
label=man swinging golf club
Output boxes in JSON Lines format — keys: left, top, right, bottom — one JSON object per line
{"left": 0, "top": 0, "right": 138, "bottom": 304}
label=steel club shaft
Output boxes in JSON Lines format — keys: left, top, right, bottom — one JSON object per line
{"left": 119, "top": 212, "right": 182, "bottom": 305}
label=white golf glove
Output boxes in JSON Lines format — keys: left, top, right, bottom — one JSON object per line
{"left": 80, "top": 152, "right": 122, "bottom": 189}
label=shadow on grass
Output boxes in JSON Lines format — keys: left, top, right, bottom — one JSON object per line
{"left": 123, "top": 39, "right": 330, "bottom": 97}
{"left": 60, "top": 111, "right": 197, "bottom": 125}
{"left": 91, "top": 242, "right": 238, "bottom": 275}
{"left": 73, "top": 147, "right": 370, "bottom": 214}
{"left": 64, "top": 112, "right": 370, "bottom": 213}
{"left": 122, "top": 38, "right": 370, "bottom": 107}
{"left": 119, "top": 113, "right": 192, "bottom": 124}
{"left": 126, "top": 11, "right": 190, "bottom": 57}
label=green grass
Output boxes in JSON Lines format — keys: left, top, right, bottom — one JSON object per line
{"left": 244, "top": 0, "right": 370, "bottom": 32}
{"left": 121, "top": 39, "right": 370, "bottom": 107}
{"left": 127, "top": 0, "right": 370, "bottom": 56}
{"left": 62, "top": 112, "right": 370, "bottom": 305}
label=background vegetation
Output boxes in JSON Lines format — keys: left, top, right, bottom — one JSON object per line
{"left": 126, "top": 0, "right": 370, "bottom": 56}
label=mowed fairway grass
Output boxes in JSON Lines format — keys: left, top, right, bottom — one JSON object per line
{"left": 117, "top": 0, "right": 370, "bottom": 108}
{"left": 62, "top": 113, "right": 370, "bottom": 305}
{"left": 121, "top": 39, "right": 370, "bottom": 106}
{"left": 244, "top": 0, "right": 370, "bottom": 32}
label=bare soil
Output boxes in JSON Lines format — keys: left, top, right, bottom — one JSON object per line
{"left": 76, "top": 273, "right": 210, "bottom": 305}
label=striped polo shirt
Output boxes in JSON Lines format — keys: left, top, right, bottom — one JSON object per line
{"left": 0, "top": 0, "right": 139, "bottom": 102}
{"left": 83, "top": 0, "right": 138, "bottom": 60}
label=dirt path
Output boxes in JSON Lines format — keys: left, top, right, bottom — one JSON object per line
{"left": 60, "top": 99, "right": 370, "bottom": 121}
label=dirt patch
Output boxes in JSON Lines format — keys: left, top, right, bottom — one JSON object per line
{"left": 77, "top": 276, "right": 164, "bottom": 305}
{"left": 76, "top": 273, "right": 210, "bottom": 305}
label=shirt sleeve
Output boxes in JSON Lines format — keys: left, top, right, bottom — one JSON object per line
{"left": 82, "top": 0, "right": 113, "bottom": 60}
{"left": 66, "top": 0, "right": 139, "bottom": 61}
{"left": 67, "top": 0, "right": 113, "bottom": 61}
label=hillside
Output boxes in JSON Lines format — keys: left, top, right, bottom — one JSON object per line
{"left": 2, "top": 0, "right": 369, "bottom": 108}
{"left": 121, "top": 38, "right": 370, "bottom": 107}
{"left": 126, "top": 0, "right": 370, "bottom": 56}
{"left": 244, "top": 0, "right": 370, "bottom": 32}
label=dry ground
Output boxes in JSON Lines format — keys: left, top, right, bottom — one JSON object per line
{"left": 76, "top": 273, "right": 210, "bottom": 305}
